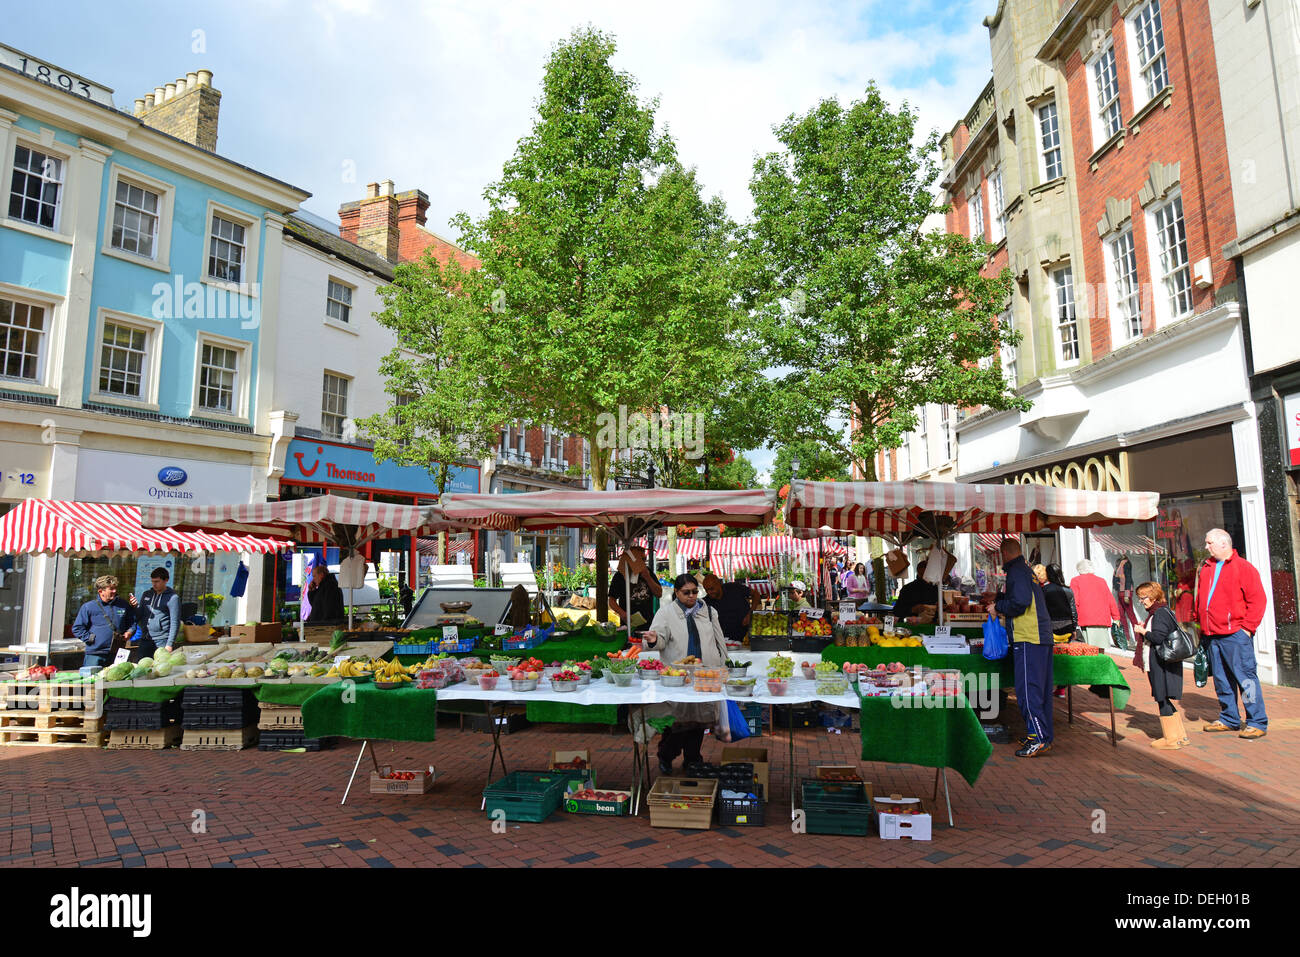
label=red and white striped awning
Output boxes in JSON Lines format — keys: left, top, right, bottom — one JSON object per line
{"left": 975, "top": 532, "right": 1008, "bottom": 553}
{"left": 785, "top": 480, "right": 1159, "bottom": 540}
{"left": 141, "top": 494, "right": 495, "bottom": 551}
{"left": 579, "top": 532, "right": 846, "bottom": 564}
{"left": 0, "top": 500, "right": 291, "bottom": 557}
{"left": 417, "top": 537, "right": 476, "bottom": 557}
{"left": 441, "top": 488, "right": 778, "bottom": 538}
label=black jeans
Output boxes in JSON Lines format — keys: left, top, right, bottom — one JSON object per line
{"left": 658, "top": 725, "right": 706, "bottom": 766}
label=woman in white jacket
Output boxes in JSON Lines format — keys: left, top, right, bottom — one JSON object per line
{"left": 642, "top": 574, "right": 730, "bottom": 774}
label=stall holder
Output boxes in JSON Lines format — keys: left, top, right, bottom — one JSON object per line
{"left": 0, "top": 499, "right": 291, "bottom": 664}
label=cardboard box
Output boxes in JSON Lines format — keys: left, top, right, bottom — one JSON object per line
{"left": 875, "top": 793, "right": 932, "bottom": 841}
{"left": 720, "top": 745, "right": 769, "bottom": 802}
{"left": 231, "top": 622, "right": 283, "bottom": 644}
{"left": 370, "top": 765, "right": 436, "bottom": 795}
{"left": 181, "top": 624, "right": 215, "bottom": 645}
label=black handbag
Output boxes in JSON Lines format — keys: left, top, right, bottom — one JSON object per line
{"left": 1153, "top": 607, "right": 1196, "bottom": 664}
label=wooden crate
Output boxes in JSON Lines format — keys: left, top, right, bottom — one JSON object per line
{"left": 369, "top": 766, "right": 436, "bottom": 795}
{"left": 0, "top": 727, "right": 106, "bottom": 747}
{"left": 180, "top": 725, "right": 259, "bottom": 751}
{"left": 0, "top": 681, "right": 103, "bottom": 716}
{"left": 646, "top": 777, "right": 717, "bottom": 830}
{"left": 256, "top": 704, "right": 303, "bottom": 730}
{"left": 0, "top": 712, "right": 102, "bottom": 732}
{"left": 106, "top": 726, "right": 183, "bottom": 750}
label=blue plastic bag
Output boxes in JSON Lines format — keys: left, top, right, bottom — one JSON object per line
{"left": 725, "top": 700, "right": 752, "bottom": 740}
{"left": 982, "top": 614, "right": 1009, "bottom": 660}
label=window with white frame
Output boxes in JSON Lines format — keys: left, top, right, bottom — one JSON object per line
{"left": 8, "top": 145, "right": 63, "bottom": 229}
{"left": 1130, "top": 1, "right": 1169, "bottom": 104}
{"left": 1108, "top": 227, "right": 1143, "bottom": 342}
{"left": 111, "top": 180, "right": 159, "bottom": 259}
{"left": 208, "top": 213, "right": 246, "bottom": 283}
{"left": 989, "top": 170, "right": 1006, "bottom": 243}
{"left": 1152, "top": 193, "right": 1193, "bottom": 320}
{"left": 1038, "top": 101, "right": 1063, "bottom": 181}
{"left": 321, "top": 372, "right": 350, "bottom": 440}
{"left": 99, "top": 322, "right": 149, "bottom": 399}
{"left": 918, "top": 408, "right": 930, "bottom": 472}
{"left": 1052, "top": 266, "right": 1080, "bottom": 365}
{"left": 898, "top": 433, "right": 912, "bottom": 479}
{"left": 197, "top": 342, "right": 239, "bottom": 414}
{"left": 941, "top": 405, "right": 954, "bottom": 462}
{"left": 1090, "top": 44, "right": 1123, "bottom": 145}
{"left": 0, "top": 296, "right": 46, "bottom": 382}
{"left": 999, "top": 310, "right": 1017, "bottom": 385}
{"left": 968, "top": 187, "right": 985, "bottom": 241}
{"left": 326, "top": 278, "right": 353, "bottom": 324}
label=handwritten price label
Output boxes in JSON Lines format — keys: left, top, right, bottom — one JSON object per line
{"left": 805, "top": 608, "right": 825, "bottom": 619}
{"left": 494, "top": 624, "right": 511, "bottom": 636}
{"left": 442, "top": 625, "right": 460, "bottom": 641}
{"left": 933, "top": 625, "right": 952, "bottom": 638}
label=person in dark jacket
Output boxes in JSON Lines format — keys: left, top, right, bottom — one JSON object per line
{"left": 987, "top": 540, "right": 1054, "bottom": 757}
{"left": 129, "top": 566, "right": 181, "bottom": 659}
{"left": 305, "top": 564, "right": 346, "bottom": 624}
{"left": 71, "top": 575, "right": 139, "bottom": 668}
{"left": 1133, "top": 581, "right": 1188, "bottom": 749}
{"left": 1036, "top": 563, "right": 1077, "bottom": 699}
{"left": 892, "top": 561, "right": 939, "bottom": 618}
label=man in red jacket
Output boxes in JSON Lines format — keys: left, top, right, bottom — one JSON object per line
{"left": 1196, "top": 529, "right": 1268, "bottom": 738}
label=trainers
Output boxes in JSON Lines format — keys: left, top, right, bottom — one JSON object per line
{"left": 1016, "top": 738, "right": 1050, "bottom": 758}
{"left": 1203, "top": 721, "right": 1238, "bottom": 733}
{"left": 657, "top": 760, "right": 673, "bottom": 775}
{"left": 1239, "top": 727, "right": 1267, "bottom": 740}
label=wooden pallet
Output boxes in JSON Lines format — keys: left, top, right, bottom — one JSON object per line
{"left": 0, "top": 712, "right": 103, "bottom": 732}
{"left": 0, "top": 727, "right": 106, "bottom": 747}
{"left": 106, "top": 726, "right": 183, "bottom": 750}
{"left": 257, "top": 704, "right": 303, "bottom": 730}
{"left": 180, "top": 725, "right": 258, "bottom": 751}
{"left": 0, "top": 681, "right": 103, "bottom": 715}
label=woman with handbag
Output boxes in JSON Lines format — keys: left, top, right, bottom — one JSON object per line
{"left": 1133, "top": 581, "right": 1191, "bottom": 750}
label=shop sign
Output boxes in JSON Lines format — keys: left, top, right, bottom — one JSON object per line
{"left": 75, "top": 450, "right": 252, "bottom": 506}
{"left": 1004, "top": 452, "right": 1129, "bottom": 492}
{"left": 284, "top": 439, "right": 479, "bottom": 495}
{"left": 1284, "top": 391, "right": 1300, "bottom": 469}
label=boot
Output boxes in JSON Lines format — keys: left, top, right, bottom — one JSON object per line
{"left": 1151, "top": 713, "right": 1187, "bottom": 750}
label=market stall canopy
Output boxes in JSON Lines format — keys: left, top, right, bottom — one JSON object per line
{"left": 784, "top": 480, "right": 1160, "bottom": 543}
{"left": 0, "top": 499, "right": 292, "bottom": 557}
{"left": 440, "top": 488, "right": 780, "bottom": 540}
{"left": 580, "top": 533, "right": 846, "bottom": 564}
{"left": 141, "top": 494, "right": 497, "bottom": 552}
{"left": 417, "top": 537, "right": 475, "bottom": 557}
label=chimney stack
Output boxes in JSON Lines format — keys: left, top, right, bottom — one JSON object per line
{"left": 136, "top": 69, "right": 222, "bottom": 152}
{"left": 340, "top": 178, "right": 401, "bottom": 262}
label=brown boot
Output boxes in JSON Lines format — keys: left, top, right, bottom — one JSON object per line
{"left": 1152, "top": 713, "right": 1187, "bottom": 750}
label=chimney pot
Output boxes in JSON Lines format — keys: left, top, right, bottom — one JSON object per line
{"left": 186, "top": 71, "right": 198, "bottom": 89}
{"left": 134, "top": 98, "right": 146, "bottom": 115}
{"left": 175, "top": 77, "right": 188, "bottom": 95}
{"left": 366, "top": 182, "right": 380, "bottom": 199}
{"left": 144, "top": 93, "right": 155, "bottom": 108}
{"left": 197, "top": 69, "right": 213, "bottom": 87}
{"left": 380, "top": 179, "right": 395, "bottom": 196}
{"left": 154, "top": 86, "right": 166, "bottom": 103}
{"left": 164, "top": 82, "right": 176, "bottom": 101}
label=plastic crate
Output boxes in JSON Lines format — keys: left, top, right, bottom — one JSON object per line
{"left": 818, "top": 709, "right": 853, "bottom": 729}
{"left": 483, "top": 770, "right": 569, "bottom": 822}
{"left": 802, "top": 779, "right": 872, "bottom": 836}
{"left": 438, "top": 638, "right": 477, "bottom": 653}
{"left": 182, "top": 687, "right": 255, "bottom": 711}
{"left": 748, "top": 637, "right": 791, "bottom": 652}
{"left": 791, "top": 636, "right": 833, "bottom": 653}
{"left": 683, "top": 761, "right": 721, "bottom": 779}
{"left": 773, "top": 705, "right": 819, "bottom": 729}
{"left": 392, "top": 642, "right": 435, "bottom": 656}
{"left": 181, "top": 705, "right": 259, "bottom": 730}
{"left": 718, "top": 784, "right": 765, "bottom": 826}
{"left": 719, "top": 762, "right": 755, "bottom": 792}
{"left": 258, "top": 728, "right": 329, "bottom": 751}
{"left": 105, "top": 696, "right": 180, "bottom": 712}
{"left": 502, "top": 634, "right": 544, "bottom": 651}
{"left": 103, "top": 707, "right": 180, "bottom": 731}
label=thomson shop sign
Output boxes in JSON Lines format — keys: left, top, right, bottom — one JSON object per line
{"left": 74, "top": 450, "right": 256, "bottom": 506}
{"left": 284, "top": 439, "right": 480, "bottom": 495}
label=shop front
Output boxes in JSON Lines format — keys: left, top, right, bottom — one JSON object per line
{"left": 273, "top": 437, "right": 481, "bottom": 599}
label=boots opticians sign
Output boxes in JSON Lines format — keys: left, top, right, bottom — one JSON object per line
{"left": 1003, "top": 452, "right": 1130, "bottom": 492}
{"left": 74, "top": 450, "right": 255, "bottom": 506}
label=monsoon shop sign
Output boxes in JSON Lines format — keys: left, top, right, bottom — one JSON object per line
{"left": 284, "top": 439, "right": 479, "bottom": 495}
{"left": 1003, "top": 452, "right": 1129, "bottom": 493}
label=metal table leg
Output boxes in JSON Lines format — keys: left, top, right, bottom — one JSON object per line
{"left": 1109, "top": 686, "right": 1117, "bottom": 747}
{"left": 631, "top": 705, "right": 652, "bottom": 817}
{"left": 932, "top": 766, "right": 953, "bottom": 827}
{"left": 341, "top": 739, "right": 379, "bottom": 806}
{"left": 481, "top": 702, "right": 508, "bottom": 810}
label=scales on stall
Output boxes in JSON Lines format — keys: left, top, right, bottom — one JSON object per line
{"left": 401, "top": 587, "right": 556, "bottom": 630}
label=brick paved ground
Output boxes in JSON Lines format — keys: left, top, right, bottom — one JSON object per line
{"left": 2, "top": 656, "right": 1297, "bottom": 868}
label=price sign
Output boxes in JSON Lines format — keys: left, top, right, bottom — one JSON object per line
{"left": 442, "top": 625, "right": 460, "bottom": 641}
{"left": 494, "top": 624, "right": 511, "bottom": 636}
{"left": 933, "top": 626, "right": 952, "bottom": 638}
{"left": 838, "top": 601, "right": 858, "bottom": 615}
{"left": 805, "top": 608, "right": 825, "bottom": 619}
{"left": 883, "top": 616, "right": 896, "bottom": 634}
{"left": 333, "top": 655, "right": 351, "bottom": 667}
{"left": 112, "top": 648, "right": 131, "bottom": 665}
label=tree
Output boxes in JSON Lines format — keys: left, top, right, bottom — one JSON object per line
{"left": 767, "top": 440, "right": 852, "bottom": 491}
{"left": 746, "top": 85, "right": 1025, "bottom": 481}
{"left": 357, "top": 252, "right": 505, "bottom": 558}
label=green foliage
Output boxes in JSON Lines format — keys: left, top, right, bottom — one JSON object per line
{"left": 744, "top": 84, "right": 1027, "bottom": 479}
{"left": 768, "top": 440, "right": 852, "bottom": 490}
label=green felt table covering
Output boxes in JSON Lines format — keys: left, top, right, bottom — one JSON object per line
{"left": 525, "top": 702, "right": 620, "bottom": 725}
{"left": 104, "top": 686, "right": 186, "bottom": 703}
{"left": 857, "top": 691, "right": 993, "bottom": 787}
{"left": 301, "top": 682, "right": 438, "bottom": 742}
{"left": 823, "top": 646, "right": 1131, "bottom": 710}
{"left": 255, "top": 683, "right": 327, "bottom": 706}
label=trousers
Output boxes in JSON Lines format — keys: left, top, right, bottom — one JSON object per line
{"left": 1012, "top": 640, "right": 1054, "bottom": 743}
{"left": 1205, "top": 630, "right": 1268, "bottom": 731}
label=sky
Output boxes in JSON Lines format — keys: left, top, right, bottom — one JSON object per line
{"left": 5, "top": 0, "right": 996, "bottom": 482}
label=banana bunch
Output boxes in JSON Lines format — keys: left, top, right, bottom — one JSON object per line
{"left": 375, "top": 658, "right": 413, "bottom": 682}
{"left": 326, "top": 658, "right": 375, "bottom": 679}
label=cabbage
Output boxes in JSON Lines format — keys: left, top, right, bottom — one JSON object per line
{"left": 154, "top": 661, "right": 174, "bottom": 677}
{"left": 137, "top": 657, "right": 154, "bottom": 670}
{"left": 129, "top": 664, "right": 154, "bottom": 679}
{"left": 102, "top": 662, "right": 133, "bottom": 681}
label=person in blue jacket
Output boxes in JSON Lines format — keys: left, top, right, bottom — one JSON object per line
{"left": 71, "top": 575, "right": 138, "bottom": 668}
{"left": 129, "top": 566, "right": 181, "bottom": 659}
{"left": 986, "top": 539, "right": 1055, "bottom": 757}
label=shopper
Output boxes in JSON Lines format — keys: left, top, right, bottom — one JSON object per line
{"left": 702, "top": 573, "right": 757, "bottom": 644}
{"left": 987, "top": 540, "right": 1054, "bottom": 757}
{"left": 130, "top": 567, "right": 180, "bottom": 659}
{"left": 1038, "top": 563, "right": 1077, "bottom": 699}
{"left": 892, "top": 562, "right": 938, "bottom": 619}
{"left": 787, "top": 579, "right": 813, "bottom": 610}
{"left": 844, "top": 562, "right": 871, "bottom": 603}
{"left": 1132, "top": 581, "right": 1188, "bottom": 749}
{"left": 1114, "top": 554, "right": 1142, "bottom": 667}
{"left": 304, "top": 563, "right": 346, "bottom": 625}
{"left": 609, "top": 545, "right": 662, "bottom": 628}
{"left": 71, "top": 575, "right": 139, "bottom": 668}
{"left": 1070, "top": 559, "right": 1121, "bottom": 648}
{"left": 643, "top": 574, "right": 730, "bottom": 773}
{"left": 1196, "top": 529, "right": 1269, "bottom": 739}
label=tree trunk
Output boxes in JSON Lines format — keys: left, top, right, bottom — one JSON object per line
{"left": 595, "top": 527, "right": 609, "bottom": 622}
{"left": 858, "top": 453, "right": 890, "bottom": 604}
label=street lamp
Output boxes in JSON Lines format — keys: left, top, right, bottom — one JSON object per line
{"left": 791, "top": 457, "right": 801, "bottom": 480}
